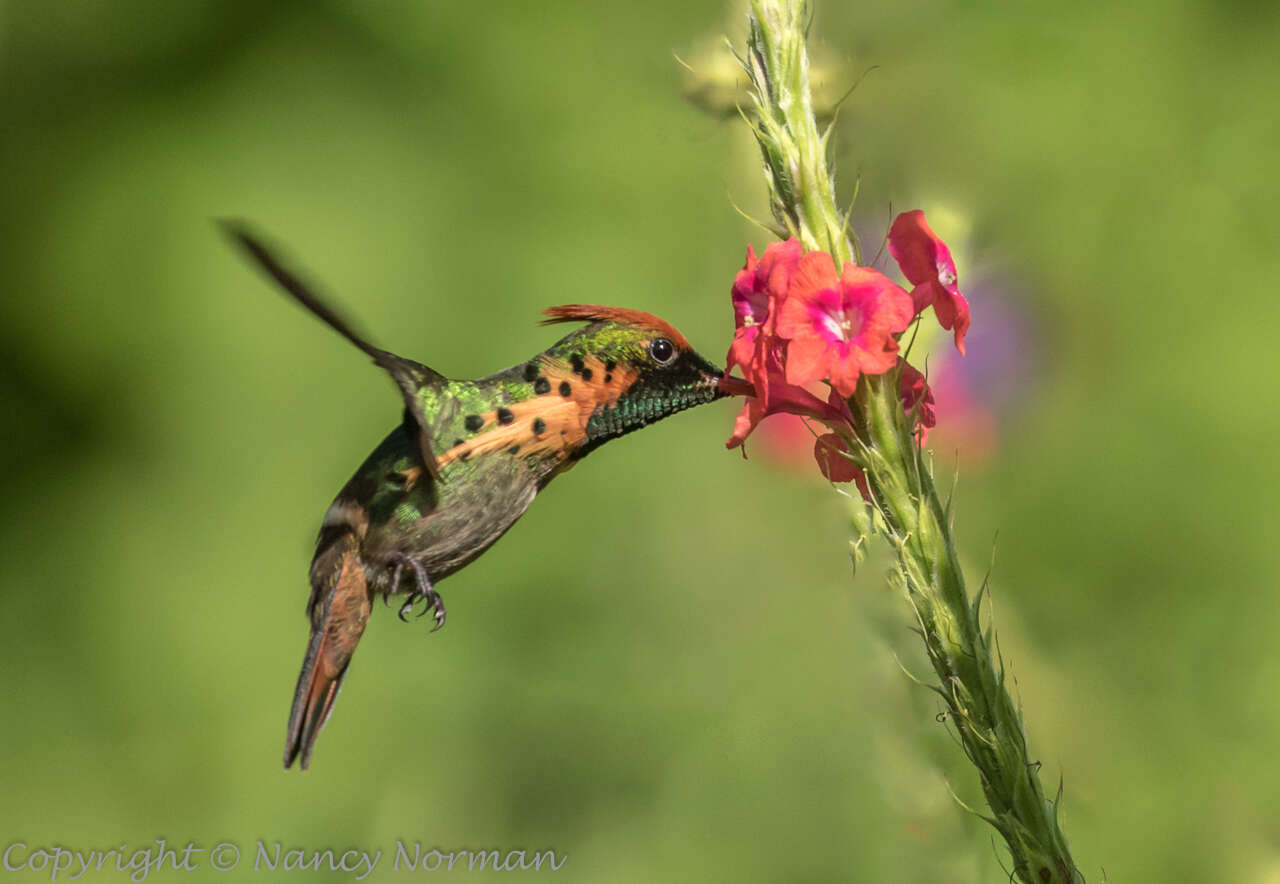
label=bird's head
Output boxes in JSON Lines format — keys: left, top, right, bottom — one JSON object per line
{"left": 433, "top": 305, "right": 736, "bottom": 472}
{"left": 538, "top": 304, "right": 727, "bottom": 451}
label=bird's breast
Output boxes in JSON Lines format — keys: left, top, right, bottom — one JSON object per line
{"left": 355, "top": 450, "right": 541, "bottom": 586}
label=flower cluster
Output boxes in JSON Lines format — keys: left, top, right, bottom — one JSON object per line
{"left": 722, "top": 210, "right": 966, "bottom": 487}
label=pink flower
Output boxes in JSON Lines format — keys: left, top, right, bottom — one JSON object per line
{"left": 727, "top": 238, "right": 803, "bottom": 391}
{"left": 723, "top": 354, "right": 851, "bottom": 450}
{"left": 898, "top": 360, "right": 936, "bottom": 444}
{"left": 720, "top": 238, "right": 956, "bottom": 484}
{"left": 775, "top": 252, "right": 914, "bottom": 397}
{"left": 887, "top": 210, "right": 970, "bottom": 354}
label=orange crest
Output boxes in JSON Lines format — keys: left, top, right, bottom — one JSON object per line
{"left": 541, "top": 304, "right": 690, "bottom": 351}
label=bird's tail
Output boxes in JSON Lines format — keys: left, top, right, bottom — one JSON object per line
{"left": 284, "top": 530, "right": 371, "bottom": 770}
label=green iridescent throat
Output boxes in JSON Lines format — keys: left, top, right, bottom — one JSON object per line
{"left": 585, "top": 382, "right": 715, "bottom": 440}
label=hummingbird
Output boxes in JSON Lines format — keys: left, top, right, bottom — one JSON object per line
{"left": 223, "top": 223, "right": 732, "bottom": 770}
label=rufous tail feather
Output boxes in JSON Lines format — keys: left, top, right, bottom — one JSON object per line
{"left": 283, "top": 533, "right": 371, "bottom": 770}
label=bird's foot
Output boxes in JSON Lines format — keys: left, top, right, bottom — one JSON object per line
{"left": 390, "top": 556, "right": 446, "bottom": 632}
{"left": 397, "top": 591, "right": 446, "bottom": 631}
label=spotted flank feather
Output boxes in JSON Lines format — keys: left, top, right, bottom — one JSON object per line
{"left": 439, "top": 355, "right": 639, "bottom": 468}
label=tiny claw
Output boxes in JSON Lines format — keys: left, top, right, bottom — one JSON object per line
{"left": 398, "top": 597, "right": 416, "bottom": 622}
{"left": 416, "top": 590, "right": 447, "bottom": 632}
{"left": 387, "top": 554, "right": 444, "bottom": 632}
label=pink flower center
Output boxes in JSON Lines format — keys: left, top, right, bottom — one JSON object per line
{"left": 817, "top": 303, "right": 860, "bottom": 342}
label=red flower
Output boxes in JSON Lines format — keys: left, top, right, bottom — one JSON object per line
{"left": 775, "top": 252, "right": 914, "bottom": 397}
{"left": 721, "top": 239, "right": 952, "bottom": 485}
{"left": 898, "top": 361, "right": 936, "bottom": 444}
{"left": 724, "top": 354, "right": 851, "bottom": 450}
{"left": 727, "top": 238, "right": 803, "bottom": 391}
{"left": 887, "top": 210, "right": 970, "bottom": 354}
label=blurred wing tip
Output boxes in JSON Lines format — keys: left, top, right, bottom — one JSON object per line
{"left": 215, "top": 217, "right": 257, "bottom": 244}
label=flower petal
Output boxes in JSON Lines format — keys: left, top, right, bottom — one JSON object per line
{"left": 898, "top": 360, "right": 937, "bottom": 444}
{"left": 726, "top": 397, "right": 767, "bottom": 450}
{"left": 775, "top": 260, "right": 913, "bottom": 393}
{"left": 814, "top": 433, "right": 860, "bottom": 482}
{"left": 888, "top": 210, "right": 969, "bottom": 355}
{"left": 775, "top": 250, "right": 840, "bottom": 339}
{"left": 723, "top": 364, "right": 851, "bottom": 450}
{"left": 812, "top": 433, "right": 870, "bottom": 499}
{"left": 888, "top": 210, "right": 954, "bottom": 290}
{"left": 932, "top": 287, "right": 971, "bottom": 355}
{"left": 842, "top": 265, "right": 914, "bottom": 334}
{"left": 727, "top": 326, "right": 760, "bottom": 376}
{"left": 760, "top": 238, "right": 803, "bottom": 306}
{"left": 730, "top": 244, "right": 760, "bottom": 326}
{"left": 728, "top": 239, "right": 805, "bottom": 375}
{"left": 780, "top": 334, "right": 830, "bottom": 387}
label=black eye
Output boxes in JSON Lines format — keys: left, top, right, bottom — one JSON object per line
{"left": 649, "top": 337, "right": 676, "bottom": 365}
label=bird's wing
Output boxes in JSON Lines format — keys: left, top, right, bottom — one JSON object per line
{"left": 221, "top": 221, "right": 444, "bottom": 481}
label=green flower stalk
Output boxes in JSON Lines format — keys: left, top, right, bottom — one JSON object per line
{"left": 724, "top": 1, "right": 1085, "bottom": 881}
{"left": 741, "top": 3, "right": 861, "bottom": 266}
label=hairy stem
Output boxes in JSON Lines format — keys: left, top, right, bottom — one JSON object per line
{"left": 744, "top": 0, "right": 860, "bottom": 265}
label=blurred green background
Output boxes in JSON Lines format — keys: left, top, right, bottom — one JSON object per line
{"left": 2, "top": 0, "right": 1278, "bottom": 881}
